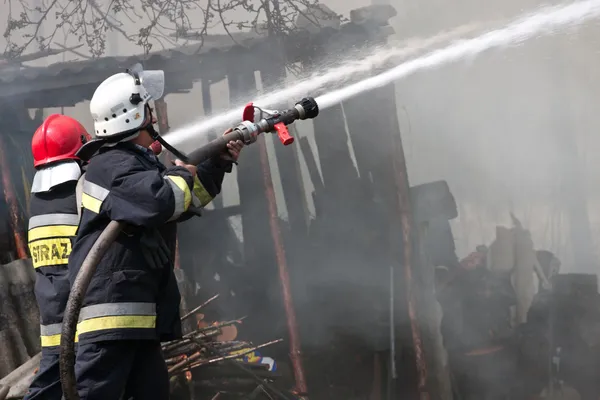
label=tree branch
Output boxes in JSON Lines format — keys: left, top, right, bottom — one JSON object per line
{"left": 3, "top": 0, "right": 330, "bottom": 59}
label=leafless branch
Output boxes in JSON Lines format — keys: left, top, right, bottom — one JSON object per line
{"left": 3, "top": 0, "right": 339, "bottom": 59}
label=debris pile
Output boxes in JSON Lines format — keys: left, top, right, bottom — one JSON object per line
{"left": 166, "top": 295, "right": 298, "bottom": 400}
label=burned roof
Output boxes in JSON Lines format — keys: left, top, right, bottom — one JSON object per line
{"left": 0, "top": 5, "right": 396, "bottom": 109}
{"left": 0, "top": 33, "right": 268, "bottom": 109}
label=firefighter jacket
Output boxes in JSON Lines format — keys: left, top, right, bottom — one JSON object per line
{"left": 68, "top": 142, "right": 231, "bottom": 344}
{"left": 28, "top": 161, "right": 83, "bottom": 353}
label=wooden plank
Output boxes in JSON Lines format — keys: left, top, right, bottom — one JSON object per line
{"left": 228, "top": 69, "right": 279, "bottom": 343}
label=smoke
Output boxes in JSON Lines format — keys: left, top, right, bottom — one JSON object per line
{"left": 170, "top": 4, "right": 600, "bottom": 398}
{"left": 3, "top": 0, "right": 599, "bottom": 396}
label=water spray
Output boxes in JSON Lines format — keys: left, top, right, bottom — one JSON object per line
{"left": 316, "top": 0, "right": 600, "bottom": 109}
{"left": 60, "top": 0, "right": 600, "bottom": 395}
{"left": 167, "top": 0, "right": 600, "bottom": 150}
{"left": 166, "top": 23, "right": 484, "bottom": 149}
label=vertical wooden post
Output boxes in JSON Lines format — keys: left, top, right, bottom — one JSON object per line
{"left": 388, "top": 96, "right": 430, "bottom": 400}
{"left": 200, "top": 79, "right": 223, "bottom": 209}
{"left": 228, "top": 68, "right": 276, "bottom": 339}
{"left": 0, "top": 134, "right": 28, "bottom": 260}
{"left": 154, "top": 96, "right": 195, "bottom": 333}
{"left": 154, "top": 97, "right": 181, "bottom": 270}
{"left": 259, "top": 58, "right": 310, "bottom": 396}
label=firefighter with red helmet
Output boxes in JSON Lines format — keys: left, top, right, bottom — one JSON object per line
{"left": 24, "top": 114, "right": 91, "bottom": 399}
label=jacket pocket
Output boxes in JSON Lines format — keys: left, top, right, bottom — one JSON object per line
{"left": 110, "top": 269, "right": 159, "bottom": 303}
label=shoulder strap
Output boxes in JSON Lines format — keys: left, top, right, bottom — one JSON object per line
{"left": 75, "top": 172, "right": 86, "bottom": 222}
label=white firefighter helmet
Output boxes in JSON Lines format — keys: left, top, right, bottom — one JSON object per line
{"left": 89, "top": 63, "right": 165, "bottom": 140}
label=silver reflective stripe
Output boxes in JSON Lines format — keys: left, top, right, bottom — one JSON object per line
{"left": 191, "top": 193, "right": 202, "bottom": 208}
{"left": 78, "top": 302, "right": 156, "bottom": 322}
{"left": 31, "top": 161, "right": 82, "bottom": 193}
{"left": 29, "top": 213, "right": 80, "bottom": 230}
{"left": 76, "top": 174, "right": 86, "bottom": 221}
{"left": 165, "top": 177, "right": 185, "bottom": 221}
{"left": 40, "top": 323, "right": 62, "bottom": 336}
{"left": 82, "top": 180, "right": 110, "bottom": 201}
{"left": 192, "top": 182, "right": 213, "bottom": 208}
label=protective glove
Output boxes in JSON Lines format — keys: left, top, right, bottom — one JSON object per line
{"left": 140, "top": 229, "right": 171, "bottom": 270}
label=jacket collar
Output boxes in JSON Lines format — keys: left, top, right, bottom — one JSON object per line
{"left": 32, "top": 160, "right": 82, "bottom": 193}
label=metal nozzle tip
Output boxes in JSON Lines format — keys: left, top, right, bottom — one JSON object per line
{"left": 296, "top": 97, "right": 319, "bottom": 119}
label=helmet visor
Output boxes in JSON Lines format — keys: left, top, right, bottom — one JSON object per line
{"left": 140, "top": 70, "right": 165, "bottom": 101}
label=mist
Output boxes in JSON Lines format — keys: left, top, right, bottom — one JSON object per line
{"left": 1, "top": 0, "right": 600, "bottom": 397}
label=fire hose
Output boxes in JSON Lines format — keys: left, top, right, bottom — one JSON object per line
{"left": 59, "top": 97, "right": 319, "bottom": 400}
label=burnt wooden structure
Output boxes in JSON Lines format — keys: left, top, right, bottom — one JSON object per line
{"left": 0, "top": 5, "right": 454, "bottom": 399}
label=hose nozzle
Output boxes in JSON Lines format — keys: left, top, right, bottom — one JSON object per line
{"left": 184, "top": 96, "right": 320, "bottom": 165}
{"left": 294, "top": 97, "right": 319, "bottom": 120}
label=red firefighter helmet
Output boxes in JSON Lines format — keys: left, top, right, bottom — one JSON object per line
{"left": 32, "top": 114, "right": 92, "bottom": 168}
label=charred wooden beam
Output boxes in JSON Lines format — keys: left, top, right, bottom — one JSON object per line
{"left": 0, "top": 134, "right": 27, "bottom": 260}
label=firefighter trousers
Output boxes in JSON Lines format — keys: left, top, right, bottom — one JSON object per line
{"left": 75, "top": 340, "right": 169, "bottom": 400}
{"left": 23, "top": 350, "right": 62, "bottom": 400}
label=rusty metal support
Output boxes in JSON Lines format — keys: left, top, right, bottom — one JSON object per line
{"left": 390, "top": 121, "right": 429, "bottom": 399}
{"left": 257, "top": 139, "right": 308, "bottom": 397}
{"left": 0, "top": 134, "right": 28, "bottom": 260}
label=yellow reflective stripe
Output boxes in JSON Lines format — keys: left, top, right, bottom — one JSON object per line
{"left": 28, "top": 225, "right": 77, "bottom": 242}
{"left": 165, "top": 175, "right": 191, "bottom": 219}
{"left": 76, "top": 315, "right": 156, "bottom": 335}
{"left": 192, "top": 176, "right": 213, "bottom": 207}
{"left": 41, "top": 333, "right": 79, "bottom": 347}
{"left": 81, "top": 180, "right": 109, "bottom": 214}
{"left": 82, "top": 193, "right": 103, "bottom": 213}
{"left": 29, "top": 238, "right": 71, "bottom": 269}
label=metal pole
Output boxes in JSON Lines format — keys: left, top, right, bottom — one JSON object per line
{"left": 257, "top": 138, "right": 308, "bottom": 397}
{"left": 0, "top": 134, "right": 28, "bottom": 259}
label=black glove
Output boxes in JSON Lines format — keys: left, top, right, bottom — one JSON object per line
{"left": 140, "top": 229, "right": 171, "bottom": 270}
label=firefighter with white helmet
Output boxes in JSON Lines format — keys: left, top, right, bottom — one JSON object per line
{"left": 68, "top": 64, "right": 243, "bottom": 399}
{"left": 24, "top": 114, "right": 91, "bottom": 399}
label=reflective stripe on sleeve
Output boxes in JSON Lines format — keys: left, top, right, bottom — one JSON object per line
{"left": 76, "top": 302, "right": 156, "bottom": 336}
{"left": 192, "top": 176, "right": 214, "bottom": 207}
{"left": 29, "top": 213, "right": 80, "bottom": 229}
{"left": 29, "top": 225, "right": 77, "bottom": 242}
{"left": 40, "top": 323, "right": 79, "bottom": 347}
{"left": 28, "top": 213, "right": 79, "bottom": 241}
{"left": 165, "top": 175, "right": 191, "bottom": 220}
{"left": 81, "top": 180, "right": 110, "bottom": 213}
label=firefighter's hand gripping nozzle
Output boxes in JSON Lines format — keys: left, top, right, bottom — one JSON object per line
{"left": 185, "top": 96, "right": 319, "bottom": 165}
{"left": 59, "top": 96, "right": 319, "bottom": 400}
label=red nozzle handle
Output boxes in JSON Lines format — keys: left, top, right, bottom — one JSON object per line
{"left": 274, "top": 122, "right": 294, "bottom": 146}
{"left": 242, "top": 102, "right": 254, "bottom": 122}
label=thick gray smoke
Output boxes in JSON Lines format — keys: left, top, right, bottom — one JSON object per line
{"left": 2, "top": 0, "right": 599, "bottom": 397}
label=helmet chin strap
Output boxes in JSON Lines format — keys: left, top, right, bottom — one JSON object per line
{"left": 145, "top": 124, "right": 190, "bottom": 163}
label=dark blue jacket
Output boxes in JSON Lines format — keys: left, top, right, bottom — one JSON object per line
{"left": 68, "top": 142, "right": 231, "bottom": 344}
{"left": 29, "top": 180, "right": 80, "bottom": 353}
